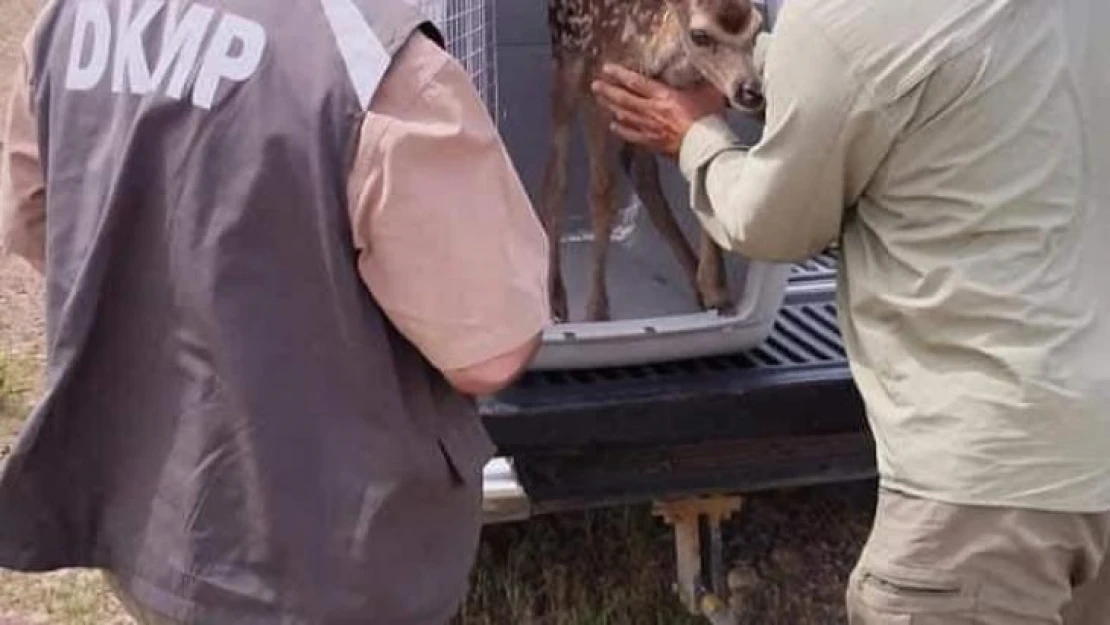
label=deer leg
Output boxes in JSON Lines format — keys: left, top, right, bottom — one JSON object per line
{"left": 582, "top": 99, "right": 618, "bottom": 322}
{"left": 538, "top": 56, "right": 585, "bottom": 322}
{"left": 696, "top": 231, "right": 733, "bottom": 313}
{"left": 619, "top": 143, "right": 703, "bottom": 306}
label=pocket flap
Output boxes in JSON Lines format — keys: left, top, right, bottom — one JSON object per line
{"left": 856, "top": 564, "right": 977, "bottom": 614}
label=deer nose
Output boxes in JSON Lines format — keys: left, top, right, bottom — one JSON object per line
{"left": 735, "top": 81, "right": 765, "bottom": 111}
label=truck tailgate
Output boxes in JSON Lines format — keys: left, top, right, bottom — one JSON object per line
{"left": 478, "top": 253, "right": 874, "bottom": 517}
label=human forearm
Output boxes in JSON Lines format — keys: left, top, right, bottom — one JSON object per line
{"left": 443, "top": 332, "right": 542, "bottom": 397}
{"left": 0, "top": 45, "right": 46, "bottom": 274}
{"left": 678, "top": 115, "right": 840, "bottom": 262}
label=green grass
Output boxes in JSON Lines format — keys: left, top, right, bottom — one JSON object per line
{"left": 0, "top": 351, "right": 36, "bottom": 461}
{"left": 458, "top": 507, "right": 703, "bottom": 625}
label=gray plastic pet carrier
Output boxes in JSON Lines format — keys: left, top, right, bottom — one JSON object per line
{"left": 416, "top": 0, "right": 792, "bottom": 370}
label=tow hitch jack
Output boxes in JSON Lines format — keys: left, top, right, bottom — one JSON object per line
{"left": 654, "top": 496, "right": 744, "bottom": 625}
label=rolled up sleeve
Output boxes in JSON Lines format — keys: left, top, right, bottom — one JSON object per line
{"left": 347, "top": 34, "right": 550, "bottom": 372}
{"left": 678, "top": 10, "right": 894, "bottom": 263}
{"left": 1, "top": 39, "right": 45, "bottom": 273}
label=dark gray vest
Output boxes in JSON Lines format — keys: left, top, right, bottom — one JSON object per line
{"left": 0, "top": 0, "right": 492, "bottom": 622}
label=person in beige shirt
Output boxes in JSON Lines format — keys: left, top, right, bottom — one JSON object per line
{"left": 593, "top": 0, "right": 1110, "bottom": 622}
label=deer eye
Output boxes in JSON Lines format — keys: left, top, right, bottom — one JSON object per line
{"left": 689, "top": 29, "right": 715, "bottom": 47}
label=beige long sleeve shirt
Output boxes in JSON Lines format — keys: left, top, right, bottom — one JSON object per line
{"left": 681, "top": 0, "right": 1110, "bottom": 512}
{"left": 2, "top": 31, "right": 549, "bottom": 374}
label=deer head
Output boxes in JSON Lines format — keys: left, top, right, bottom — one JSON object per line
{"left": 639, "top": 0, "right": 765, "bottom": 111}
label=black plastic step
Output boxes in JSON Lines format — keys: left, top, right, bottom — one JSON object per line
{"left": 514, "top": 431, "right": 876, "bottom": 513}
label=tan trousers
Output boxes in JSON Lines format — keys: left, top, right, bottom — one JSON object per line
{"left": 848, "top": 488, "right": 1110, "bottom": 625}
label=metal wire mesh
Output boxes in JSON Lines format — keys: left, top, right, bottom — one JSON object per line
{"left": 415, "top": 0, "right": 498, "bottom": 118}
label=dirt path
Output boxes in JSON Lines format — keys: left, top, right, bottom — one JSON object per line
{"left": 0, "top": 258, "right": 44, "bottom": 364}
{"left": 0, "top": 0, "right": 37, "bottom": 105}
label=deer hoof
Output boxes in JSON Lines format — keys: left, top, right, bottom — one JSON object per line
{"left": 698, "top": 289, "right": 735, "bottom": 316}
{"left": 551, "top": 304, "right": 568, "bottom": 324}
{"left": 586, "top": 299, "right": 611, "bottom": 323}
{"left": 550, "top": 286, "right": 569, "bottom": 324}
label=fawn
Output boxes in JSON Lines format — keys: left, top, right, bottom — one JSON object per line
{"left": 542, "top": 0, "right": 765, "bottom": 322}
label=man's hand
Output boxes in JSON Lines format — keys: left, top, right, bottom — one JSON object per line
{"left": 591, "top": 63, "right": 727, "bottom": 158}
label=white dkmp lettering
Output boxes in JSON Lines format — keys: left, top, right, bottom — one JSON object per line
{"left": 191, "top": 14, "right": 266, "bottom": 110}
{"left": 65, "top": 0, "right": 112, "bottom": 91}
{"left": 110, "top": 0, "right": 163, "bottom": 94}
{"left": 152, "top": 1, "right": 216, "bottom": 100}
{"left": 62, "top": 0, "right": 267, "bottom": 110}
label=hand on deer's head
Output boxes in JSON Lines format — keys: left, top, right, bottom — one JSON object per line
{"left": 591, "top": 63, "right": 726, "bottom": 157}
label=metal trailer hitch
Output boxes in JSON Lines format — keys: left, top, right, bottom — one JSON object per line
{"left": 654, "top": 496, "right": 744, "bottom": 625}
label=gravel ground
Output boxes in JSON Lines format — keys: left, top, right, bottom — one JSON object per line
{"left": 0, "top": 258, "right": 44, "bottom": 363}
{"left": 0, "top": 0, "right": 37, "bottom": 104}
{"left": 725, "top": 482, "right": 876, "bottom": 624}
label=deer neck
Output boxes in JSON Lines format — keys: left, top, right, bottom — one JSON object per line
{"left": 635, "top": 3, "right": 702, "bottom": 87}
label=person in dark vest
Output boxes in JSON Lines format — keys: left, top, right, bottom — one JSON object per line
{"left": 0, "top": 0, "right": 550, "bottom": 622}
